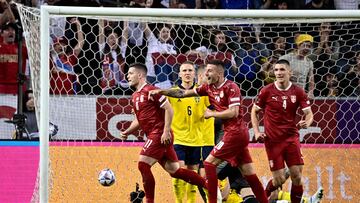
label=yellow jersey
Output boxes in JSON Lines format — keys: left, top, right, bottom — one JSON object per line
{"left": 168, "top": 84, "right": 215, "bottom": 146}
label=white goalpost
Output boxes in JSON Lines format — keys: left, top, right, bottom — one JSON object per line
{"left": 16, "top": 4, "right": 360, "bottom": 202}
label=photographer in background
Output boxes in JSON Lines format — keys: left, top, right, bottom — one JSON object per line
{"left": 11, "top": 89, "right": 58, "bottom": 140}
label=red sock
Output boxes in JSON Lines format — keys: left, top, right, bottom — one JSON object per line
{"left": 138, "top": 162, "right": 155, "bottom": 203}
{"left": 265, "top": 179, "right": 278, "bottom": 197}
{"left": 171, "top": 168, "right": 206, "bottom": 188}
{"left": 204, "top": 162, "right": 217, "bottom": 203}
{"left": 244, "top": 174, "right": 268, "bottom": 203}
{"left": 291, "top": 184, "right": 303, "bottom": 203}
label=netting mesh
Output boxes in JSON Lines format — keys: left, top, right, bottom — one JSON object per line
{"left": 17, "top": 4, "right": 359, "bottom": 202}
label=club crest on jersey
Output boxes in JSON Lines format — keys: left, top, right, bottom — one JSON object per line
{"left": 194, "top": 97, "right": 200, "bottom": 103}
{"left": 291, "top": 95, "right": 296, "bottom": 103}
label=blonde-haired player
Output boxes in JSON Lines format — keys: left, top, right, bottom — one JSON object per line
{"left": 168, "top": 61, "right": 215, "bottom": 203}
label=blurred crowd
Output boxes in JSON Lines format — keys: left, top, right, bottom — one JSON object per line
{"left": 0, "top": 0, "right": 360, "bottom": 98}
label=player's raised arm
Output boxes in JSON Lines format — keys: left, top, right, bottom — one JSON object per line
{"left": 148, "top": 88, "right": 197, "bottom": 100}
{"left": 204, "top": 105, "right": 239, "bottom": 120}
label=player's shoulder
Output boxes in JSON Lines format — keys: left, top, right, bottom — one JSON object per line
{"left": 260, "top": 83, "right": 275, "bottom": 93}
{"left": 224, "top": 79, "right": 239, "bottom": 89}
{"left": 142, "top": 83, "right": 158, "bottom": 92}
{"left": 290, "top": 83, "right": 306, "bottom": 93}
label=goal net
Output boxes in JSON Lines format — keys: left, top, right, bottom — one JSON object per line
{"left": 17, "top": 4, "right": 359, "bottom": 202}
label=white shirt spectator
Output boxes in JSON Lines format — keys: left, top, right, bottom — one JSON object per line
{"left": 145, "top": 32, "right": 177, "bottom": 78}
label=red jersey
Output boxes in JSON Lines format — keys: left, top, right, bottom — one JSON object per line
{"left": 194, "top": 79, "right": 246, "bottom": 133}
{"left": 255, "top": 82, "right": 311, "bottom": 142}
{"left": 0, "top": 42, "right": 28, "bottom": 94}
{"left": 132, "top": 84, "right": 168, "bottom": 137}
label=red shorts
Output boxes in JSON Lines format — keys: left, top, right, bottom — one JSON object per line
{"left": 140, "top": 133, "right": 178, "bottom": 163}
{"left": 210, "top": 128, "right": 252, "bottom": 167}
{"left": 265, "top": 139, "right": 304, "bottom": 171}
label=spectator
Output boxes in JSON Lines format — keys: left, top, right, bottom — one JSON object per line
{"left": 170, "top": 0, "right": 201, "bottom": 8}
{"left": 98, "top": 19, "right": 129, "bottom": 94}
{"left": 50, "top": 18, "right": 83, "bottom": 95}
{"left": 311, "top": 22, "right": 340, "bottom": 96}
{"left": 260, "top": 36, "right": 290, "bottom": 85}
{"left": 279, "top": 33, "right": 315, "bottom": 97}
{"left": 125, "top": 20, "right": 148, "bottom": 69}
{"left": 0, "top": 0, "right": 16, "bottom": 26}
{"left": 320, "top": 69, "right": 339, "bottom": 97}
{"left": 201, "top": 0, "right": 218, "bottom": 8}
{"left": 260, "top": 54, "right": 278, "bottom": 86}
{"left": 304, "top": 0, "right": 334, "bottom": 9}
{"left": 258, "top": 0, "right": 272, "bottom": 9}
{"left": 0, "top": 21, "right": 28, "bottom": 94}
{"left": 21, "top": 89, "right": 38, "bottom": 136}
{"left": 143, "top": 23, "right": 177, "bottom": 88}
{"left": 339, "top": 52, "right": 360, "bottom": 97}
{"left": 272, "top": 0, "right": 289, "bottom": 9}
{"left": 12, "top": 89, "right": 58, "bottom": 140}
{"left": 218, "top": 0, "right": 255, "bottom": 9}
{"left": 231, "top": 29, "right": 269, "bottom": 96}
{"left": 188, "top": 30, "right": 236, "bottom": 75}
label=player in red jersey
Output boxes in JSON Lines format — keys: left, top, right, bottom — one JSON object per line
{"left": 251, "top": 59, "right": 314, "bottom": 203}
{"left": 149, "top": 60, "right": 268, "bottom": 203}
{"left": 120, "top": 63, "right": 207, "bottom": 203}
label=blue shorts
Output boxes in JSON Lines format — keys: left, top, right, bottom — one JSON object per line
{"left": 199, "top": 146, "right": 213, "bottom": 168}
{"left": 174, "top": 144, "right": 201, "bottom": 165}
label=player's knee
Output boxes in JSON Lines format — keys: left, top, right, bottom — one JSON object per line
{"left": 273, "top": 175, "right": 286, "bottom": 187}
{"left": 290, "top": 173, "right": 302, "bottom": 185}
{"left": 138, "top": 161, "right": 151, "bottom": 173}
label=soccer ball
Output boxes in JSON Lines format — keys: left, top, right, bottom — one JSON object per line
{"left": 98, "top": 168, "right": 116, "bottom": 186}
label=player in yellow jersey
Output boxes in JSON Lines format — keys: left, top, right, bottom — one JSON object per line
{"left": 168, "top": 61, "right": 215, "bottom": 203}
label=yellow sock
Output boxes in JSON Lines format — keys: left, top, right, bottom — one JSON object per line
{"left": 173, "top": 178, "right": 186, "bottom": 203}
{"left": 186, "top": 182, "right": 196, "bottom": 203}
{"left": 226, "top": 189, "right": 242, "bottom": 203}
{"left": 278, "top": 190, "right": 291, "bottom": 201}
{"left": 186, "top": 170, "right": 198, "bottom": 203}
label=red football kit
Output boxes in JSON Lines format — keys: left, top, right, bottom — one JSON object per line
{"left": 132, "top": 83, "right": 178, "bottom": 162}
{"left": 255, "top": 82, "right": 311, "bottom": 170}
{"left": 195, "top": 79, "right": 252, "bottom": 166}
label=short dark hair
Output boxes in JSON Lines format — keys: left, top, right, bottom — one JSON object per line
{"left": 129, "top": 63, "right": 147, "bottom": 74}
{"left": 206, "top": 59, "right": 225, "bottom": 70}
{"left": 276, "top": 59, "right": 290, "bottom": 67}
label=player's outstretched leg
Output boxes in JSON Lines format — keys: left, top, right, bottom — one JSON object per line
{"left": 170, "top": 167, "right": 207, "bottom": 188}
{"left": 138, "top": 162, "right": 156, "bottom": 203}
